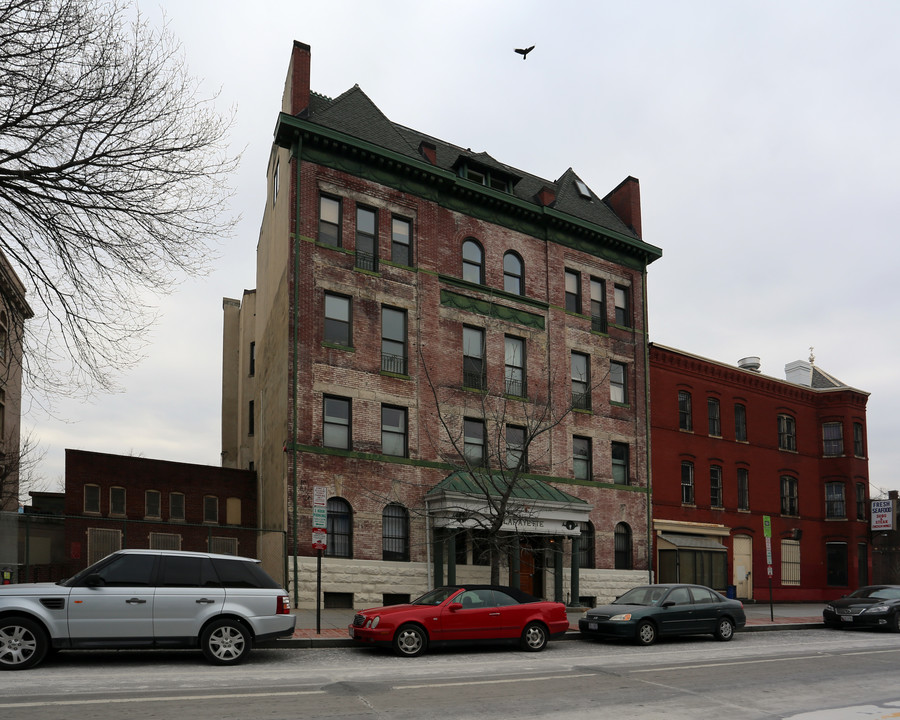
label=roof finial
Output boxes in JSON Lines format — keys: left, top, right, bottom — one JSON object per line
{"left": 809, "top": 346, "right": 815, "bottom": 365}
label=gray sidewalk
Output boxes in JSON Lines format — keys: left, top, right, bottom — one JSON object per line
{"left": 261, "top": 601, "right": 826, "bottom": 649}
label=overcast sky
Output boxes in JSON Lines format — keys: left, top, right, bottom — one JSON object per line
{"left": 28, "top": 0, "right": 900, "bottom": 498}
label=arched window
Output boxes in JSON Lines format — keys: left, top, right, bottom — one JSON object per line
{"left": 326, "top": 497, "right": 352, "bottom": 558}
{"left": 614, "top": 522, "right": 633, "bottom": 570}
{"left": 576, "top": 521, "right": 595, "bottom": 569}
{"left": 462, "top": 239, "right": 484, "bottom": 284}
{"left": 382, "top": 503, "right": 410, "bottom": 562}
{"left": 503, "top": 251, "right": 524, "bottom": 295}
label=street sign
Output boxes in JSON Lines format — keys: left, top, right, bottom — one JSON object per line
{"left": 313, "top": 485, "right": 328, "bottom": 529}
{"left": 762, "top": 515, "right": 772, "bottom": 538}
{"left": 312, "top": 528, "right": 327, "bottom": 551}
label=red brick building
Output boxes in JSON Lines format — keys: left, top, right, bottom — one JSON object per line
{"left": 649, "top": 344, "right": 870, "bottom": 602}
{"left": 222, "top": 41, "right": 663, "bottom": 608}
{"left": 63, "top": 450, "right": 260, "bottom": 574}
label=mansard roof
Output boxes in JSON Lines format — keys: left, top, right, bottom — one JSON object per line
{"left": 284, "top": 85, "right": 660, "bottom": 263}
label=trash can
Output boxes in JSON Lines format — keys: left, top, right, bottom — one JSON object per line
{"left": 726, "top": 585, "right": 737, "bottom": 599}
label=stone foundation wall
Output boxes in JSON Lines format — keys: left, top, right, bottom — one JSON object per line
{"left": 289, "top": 556, "right": 650, "bottom": 609}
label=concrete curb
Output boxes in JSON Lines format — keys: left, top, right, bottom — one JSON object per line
{"left": 258, "top": 622, "right": 824, "bottom": 649}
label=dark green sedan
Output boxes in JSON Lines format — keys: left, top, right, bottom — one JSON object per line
{"left": 579, "top": 584, "right": 746, "bottom": 646}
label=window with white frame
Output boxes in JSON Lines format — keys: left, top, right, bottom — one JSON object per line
{"left": 573, "top": 436, "right": 592, "bottom": 480}
{"left": 391, "top": 216, "right": 412, "bottom": 266}
{"left": 710, "top": 466, "right": 723, "bottom": 507}
{"left": 823, "top": 422, "right": 843, "bottom": 456}
{"left": 318, "top": 194, "right": 341, "bottom": 246}
{"left": 504, "top": 335, "right": 526, "bottom": 397}
{"left": 464, "top": 418, "right": 486, "bottom": 467}
{"left": 678, "top": 390, "right": 693, "bottom": 431}
{"left": 323, "top": 395, "right": 351, "bottom": 450}
{"left": 610, "top": 362, "right": 627, "bottom": 405}
{"left": 825, "top": 481, "right": 846, "bottom": 519}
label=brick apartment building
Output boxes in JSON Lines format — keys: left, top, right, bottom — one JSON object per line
{"left": 222, "top": 41, "right": 663, "bottom": 609}
{"left": 63, "top": 449, "right": 260, "bottom": 574}
{"left": 0, "top": 249, "right": 33, "bottom": 582}
{"left": 649, "top": 344, "right": 870, "bottom": 602}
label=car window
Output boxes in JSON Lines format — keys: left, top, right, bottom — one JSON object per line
{"left": 614, "top": 586, "right": 657, "bottom": 605}
{"left": 210, "top": 558, "right": 280, "bottom": 589}
{"left": 159, "top": 556, "right": 221, "bottom": 588}
{"left": 869, "top": 587, "right": 900, "bottom": 600}
{"left": 457, "top": 589, "right": 494, "bottom": 610}
{"left": 413, "top": 587, "right": 458, "bottom": 605}
{"left": 689, "top": 587, "right": 719, "bottom": 603}
{"left": 665, "top": 587, "right": 693, "bottom": 605}
{"left": 490, "top": 590, "right": 520, "bottom": 607}
{"left": 86, "top": 554, "right": 156, "bottom": 587}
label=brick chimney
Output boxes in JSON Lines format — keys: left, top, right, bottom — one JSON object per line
{"left": 603, "top": 176, "right": 642, "bottom": 238}
{"left": 286, "top": 41, "right": 311, "bottom": 116}
{"left": 419, "top": 141, "right": 437, "bottom": 165}
{"left": 535, "top": 186, "right": 556, "bottom": 206}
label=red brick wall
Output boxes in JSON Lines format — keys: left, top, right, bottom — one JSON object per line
{"left": 64, "top": 450, "right": 258, "bottom": 573}
{"left": 285, "top": 157, "right": 651, "bottom": 569}
{"left": 649, "top": 345, "right": 870, "bottom": 601}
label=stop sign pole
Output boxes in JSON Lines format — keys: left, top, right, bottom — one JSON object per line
{"left": 313, "top": 487, "right": 328, "bottom": 634}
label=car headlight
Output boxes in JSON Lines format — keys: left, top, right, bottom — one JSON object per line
{"left": 366, "top": 616, "right": 380, "bottom": 629}
{"left": 824, "top": 605, "right": 834, "bottom": 613}
{"left": 609, "top": 613, "right": 633, "bottom": 622}
{"left": 862, "top": 605, "right": 890, "bottom": 614}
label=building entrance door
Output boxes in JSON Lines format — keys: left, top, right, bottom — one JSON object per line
{"left": 518, "top": 545, "right": 535, "bottom": 595}
{"left": 733, "top": 535, "right": 753, "bottom": 599}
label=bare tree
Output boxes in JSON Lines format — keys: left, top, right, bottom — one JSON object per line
{"left": 0, "top": 426, "right": 47, "bottom": 511}
{"left": 0, "top": 0, "right": 239, "bottom": 400}
{"left": 421, "top": 347, "right": 605, "bottom": 585}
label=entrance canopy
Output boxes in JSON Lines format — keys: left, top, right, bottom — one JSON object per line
{"left": 657, "top": 533, "right": 727, "bottom": 551}
{"left": 425, "top": 471, "right": 592, "bottom": 537}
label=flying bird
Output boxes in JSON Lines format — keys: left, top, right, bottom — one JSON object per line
{"left": 514, "top": 45, "right": 535, "bottom": 60}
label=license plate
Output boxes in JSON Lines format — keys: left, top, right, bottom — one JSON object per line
{"left": 349, "top": 627, "right": 355, "bottom": 637}
{"left": 841, "top": 616, "right": 853, "bottom": 623}
{"left": 589, "top": 622, "right": 598, "bottom": 630}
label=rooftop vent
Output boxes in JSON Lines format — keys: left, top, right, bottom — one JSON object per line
{"left": 737, "top": 356, "right": 761, "bottom": 372}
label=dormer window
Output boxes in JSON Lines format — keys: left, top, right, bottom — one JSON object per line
{"left": 457, "top": 161, "right": 512, "bottom": 193}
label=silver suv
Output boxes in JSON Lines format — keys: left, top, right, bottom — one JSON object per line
{"left": 0, "top": 549, "right": 296, "bottom": 670}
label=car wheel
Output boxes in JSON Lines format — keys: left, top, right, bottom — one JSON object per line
{"left": 0, "top": 616, "right": 49, "bottom": 671}
{"left": 200, "top": 619, "right": 252, "bottom": 666}
{"left": 393, "top": 624, "right": 427, "bottom": 657}
{"left": 889, "top": 613, "right": 900, "bottom": 633}
{"left": 635, "top": 620, "right": 657, "bottom": 646}
{"left": 520, "top": 622, "right": 548, "bottom": 652}
{"left": 714, "top": 617, "right": 735, "bottom": 641}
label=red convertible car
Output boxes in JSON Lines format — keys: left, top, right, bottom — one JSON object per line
{"left": 348, "top": 585, "right": 570, "bottom": 657}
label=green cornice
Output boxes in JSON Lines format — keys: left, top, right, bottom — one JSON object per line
{"left": 274, "top": 113, "right": 662, "bottom": 268}
{"left": 283, "top": 442, "right": 649, "bottom": 496}
{"left": 440, "top": 289, "right": 545, "bottom": 330}
{"left": 439, "top": 275, "right": 550, "bottom": 311}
